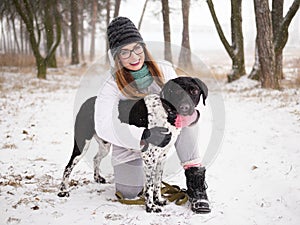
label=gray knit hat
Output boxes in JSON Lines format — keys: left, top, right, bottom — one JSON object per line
{"left": 107, "top": 17, "right": 144, "bottom": 58}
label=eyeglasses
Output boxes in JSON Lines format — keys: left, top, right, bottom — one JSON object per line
{"left": 118, "top": 44, "right": 144, "bottom": 59}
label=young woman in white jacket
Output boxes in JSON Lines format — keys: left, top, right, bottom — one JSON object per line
{"left": 94, "top": 17, "right": 210, "bottom": 214}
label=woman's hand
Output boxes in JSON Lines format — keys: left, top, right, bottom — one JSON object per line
{"left": 141, "top": 127, "right": 172, "bottom": 147}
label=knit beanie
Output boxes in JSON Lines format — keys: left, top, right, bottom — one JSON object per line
{"left": 107, "top": 17, "right": 144, "bottom": 58}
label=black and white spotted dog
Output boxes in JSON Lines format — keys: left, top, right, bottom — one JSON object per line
{"left": 58, "top": 77, "right": 208, "bottom": 213}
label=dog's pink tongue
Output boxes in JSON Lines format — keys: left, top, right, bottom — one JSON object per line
{"left": 175, "top": 111, "right": 198, "bottom": 128}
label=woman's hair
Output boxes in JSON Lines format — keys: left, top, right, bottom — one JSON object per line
{"left": 114, "top": 45, "right": 165, "bottom": 99}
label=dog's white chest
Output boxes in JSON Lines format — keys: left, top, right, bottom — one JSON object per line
{"left": 144, "top": 94, "right": 180, "bottom": 147}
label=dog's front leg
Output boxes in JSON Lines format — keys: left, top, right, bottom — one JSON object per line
{"left": 153, "top": 158, "right": 167, "bottom": 207}
{"left": 142, "top": 148, "right": 162, "bottom": 213}
{"left": 143, "top": 164, "right": 163, "bottom": 213}
{"left": 144, "top": 165, "right": 154, "bottom": 212}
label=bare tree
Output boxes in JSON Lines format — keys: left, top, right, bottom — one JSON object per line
{"left": 161, "top": 0, "right": 172, "bottom": 63}
{"left": 207, "top": 0, "right": 245, "bottom": 82}
{"left": 138, "top": 0, "right": 149, "bottom": 30}
{"left": 71, "top": 0, "right": 79, "bottom": 64}
{"left": 254, "top": 0, "right": 278, "bottom": 89}
{"left": 178, "top": 0, "right": 192, "bottom": 71}
{"left": 273, "top": 0, "right": 299, "bottom": 79}
{"left": 113, "top": 0, "right": 121, "bottom": 18}
{"left": 44, "top": 0, "right": 58, "bottom": 68}
{"left": 12, "top": 0, "right": 61, "bottom": 78}
{"left": 106, "top": 0, "right": 111, "bottom": 64}
{"left": 90, "top": 0, "right": 97, "bottom": 61}
{"left": 60, "top": 2, "right": 71, "bottom": 58}
{"left": 251, "top": 0, "right": 299, "bottom": 88}
{"left": 79, "top": 0, "right": 85, "bottom": 61}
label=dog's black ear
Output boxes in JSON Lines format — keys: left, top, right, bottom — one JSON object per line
{"left": 193, "top": 78, "right": 208, "bottom": 105}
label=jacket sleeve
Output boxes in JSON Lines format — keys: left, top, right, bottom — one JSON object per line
{"left": 94, "top": 76, "right": 145, "bottom": 150}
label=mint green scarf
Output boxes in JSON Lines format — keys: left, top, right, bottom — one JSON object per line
{"left": 130, "top": 65, "right": 153, "bottom": 90}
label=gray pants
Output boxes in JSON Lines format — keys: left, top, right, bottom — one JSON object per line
{"left": 113, "top": 125, "right": 201, "bottom": 199}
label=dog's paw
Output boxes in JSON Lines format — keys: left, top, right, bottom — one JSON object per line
{"left": 57, "top": 191, "right": 70, "bottom": 197}
{"left": 154, "top": 198, "right": 167, "bottom": 206}
{"left": 94, "top": 174, "right": 106, "bottom": 184}
{"left": 146, "top": 204, "right": 162, "bottom": 213}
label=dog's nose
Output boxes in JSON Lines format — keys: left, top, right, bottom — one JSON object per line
{"left": 179, "top": 103, "right": 190, "bottom": 113}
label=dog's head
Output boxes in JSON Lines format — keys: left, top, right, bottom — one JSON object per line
{"left": 161, "top": 77, "right": 208, "bottom": 116}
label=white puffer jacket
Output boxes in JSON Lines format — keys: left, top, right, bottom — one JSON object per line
{"left": 94, "top": 61, "right": 177, "bottom": 151}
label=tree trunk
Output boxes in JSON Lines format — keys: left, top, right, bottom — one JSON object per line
{"left": 138, "top": 0, "right": 149, "bottom": 30}
{"left": 36, "top": 55, "right": 47, "bottom": 79}
{"left": 248, "top": 39, "right": 261, "bottom": 80}
{"left": 62, "top": 16, "right": 70, "bottom": 58}
{"left": 114, "top": 0, "right": 121, "bottom": 18}
{"left": 254, "top": 0, "right": 279, "bottom": 89}
{"left": 71, "top": 0, "right": 80, "bottom": 64}
{"left": 273, "top": 0, "right": 300, "bottom": 80}
{"left": 178, "top": 0, "right": 192, "bottom": 71}
{"left": 250, "top": 0, "right": 299, "bottom": 84}
{"left": 6, "top": 16, "right": 12, "bottom": 53}
{"left": 20, "top": 20, "right": 24, "bottom": 54}
{"left": 228, "top": 0, "right": 246, "bottom": 82}
{"left": 44, "top": 1, "right": 57, "bottom": 68}
{"left": 11, "top": 15, "right": 21, "bottom": 53}
{"left": 79, "top": 0, "right": 85, "bottom": 61}
{"left": 161, "top": 0, "right": 172, "bottom": 63}
{"left": 106, "top": 0, "right": 111, "bottom": 64}
{"left": 272, "top": 0, "right": 284, "bottom": 80}
{"left": 207, "top": 0, "right": 245, "bottom": 82}
{"left": 1, "top": 18, "right": 7, "bottom": 53}
{"left": 90, "top": 0, "right": 97, "bottom": 61}
{"left": 13, "top": 0, "right": 47, "bottom": 78}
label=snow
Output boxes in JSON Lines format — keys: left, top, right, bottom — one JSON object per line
{"left": 1, "top": 0, "right": 300, "bottom": 223}
{"left": 0, "top": 60, "right": 300, "bottom": 225}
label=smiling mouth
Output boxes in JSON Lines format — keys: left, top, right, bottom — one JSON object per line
{"left": 130, "top": 60, "right": 140, "bottom": 66}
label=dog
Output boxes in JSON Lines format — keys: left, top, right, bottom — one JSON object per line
{"left": 58, "top": 77, "right": 208, "bottom": 212}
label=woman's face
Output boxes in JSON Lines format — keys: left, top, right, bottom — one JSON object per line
{"left": 118, "top": 42, "right": 145, "bottom": 71}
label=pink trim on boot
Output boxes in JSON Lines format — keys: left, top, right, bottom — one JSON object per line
{"left": 183, "top": 163, "right": 202, "bottom": 170}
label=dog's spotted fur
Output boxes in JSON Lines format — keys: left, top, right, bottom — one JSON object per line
{"left": 141, "top": 94, "right": 181, "bottom": 213}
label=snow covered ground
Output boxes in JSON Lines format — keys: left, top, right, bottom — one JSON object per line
{"left": 0, "top": 62, "right": 299, "bottom": 225}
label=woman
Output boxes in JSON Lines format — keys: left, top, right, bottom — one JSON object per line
{"left": 94, "top": 17, "right": 210, "bottom": 214}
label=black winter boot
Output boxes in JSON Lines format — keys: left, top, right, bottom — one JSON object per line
{"left": 185, "top": 167, "right": 211, "bottom": 214}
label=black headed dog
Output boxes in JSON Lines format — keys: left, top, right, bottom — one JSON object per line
{"left": 58, "top": 77, "right": 208, "bottom": 211}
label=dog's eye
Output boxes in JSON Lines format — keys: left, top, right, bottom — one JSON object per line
{"left": 190, "top": 88, "right": 199, "bottom": 95}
